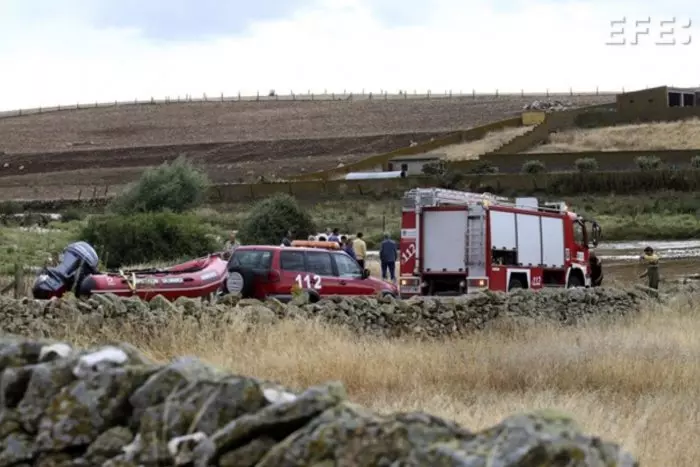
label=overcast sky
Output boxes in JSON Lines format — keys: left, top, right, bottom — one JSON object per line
{"left": 0, "top": 0, "right": 697, "bottom": 110}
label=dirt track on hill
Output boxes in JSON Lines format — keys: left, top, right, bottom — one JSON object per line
{"left": 0, "top": 95, "right": 614, "bottom": 200}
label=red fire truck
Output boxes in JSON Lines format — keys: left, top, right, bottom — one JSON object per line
{"left": 398, "top": 188, "right": 602, "bottom": 297}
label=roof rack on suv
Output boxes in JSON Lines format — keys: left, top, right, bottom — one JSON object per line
{"left": 290, "top": 240, "right": 341, "bottom": 250}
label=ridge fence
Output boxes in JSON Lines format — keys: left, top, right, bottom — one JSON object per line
{"left": 0, "top": 88, "right": 622, "bottom": 119}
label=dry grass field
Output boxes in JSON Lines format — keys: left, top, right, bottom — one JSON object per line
{"left": 0, "top": 96, "right": 612, "bottom": 154}
{"left": 432, "top": 126, "right": 532, "bottom": 160}
{"left": 528, "top": 117, "right": 700, "bottom": 152}
{"left": 62, "top": 295, "right": 700, "bottom": 466}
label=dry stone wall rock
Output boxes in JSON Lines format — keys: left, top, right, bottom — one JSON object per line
{"left": 0, "top": 285, "right": 674, "bottom": 339}
{"left": 0, "top": 337, "right": 638, "bottom": 466}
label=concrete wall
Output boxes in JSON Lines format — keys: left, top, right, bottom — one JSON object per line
{"left": 521, "top": 111, "right": 546, "bottom": 125}
{"left": 201, "top": 168, "right": 700, "bottom": 203}
{"left": 616, "top": 87, "right": 669, "bottom": 114}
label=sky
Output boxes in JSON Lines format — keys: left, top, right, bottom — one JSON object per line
{"left": 0, "top": 0, "right": 698, "bottom": 110}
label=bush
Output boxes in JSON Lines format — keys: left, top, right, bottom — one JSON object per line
{"left": 421, "top": 160, "right": 447, "bottom": 176}
{"left": 238, "top": 193, "right": 316, "bottom": 245}
{"left": 421, "top": 160, "right": 464, "bottom": 189}
{"left": 574, "top": 157, "right": 599, "bottom": 172}
{"left": 109, "top": 155, "right": 210, "bottom": 215}
{"left": 468, "top": 161, "right": 499, "bottom": 174}
{"left": 60, "top": 208, "right": 85, "bottom": 222}
{"left": 79, "top": 212, "right": 218, "bottom": 269}
{"left": 522, "top": 160, "right": 546, "bottom": 174}
{"left": 691, "top": 155, "right": 700, "bottom": 168}
{"left": 635, "top": 155, "right": 662, "bottom": 171}
{"left": 0, "top": 201, "right": 22, "bottom": 215}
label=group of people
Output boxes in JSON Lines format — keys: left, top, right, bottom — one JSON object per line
{"left": 281, "top": 228, "right": 399, "bottom": 282}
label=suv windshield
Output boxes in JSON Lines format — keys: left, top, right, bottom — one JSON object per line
{"left": 229, "top": 249, "right": 272, "bottom": 269}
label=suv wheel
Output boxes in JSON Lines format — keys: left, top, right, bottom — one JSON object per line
{"left": 226, "top": 271, "right": 244, "bottom": 295}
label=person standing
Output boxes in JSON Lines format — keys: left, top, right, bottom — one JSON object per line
{"left": 379, "top": 232, "right": 397, "bottom": 282}
{"left": 224, "top": 230, "right": 240, "bottom": 252}
{"left": 328, "top": 228, "right": 341, "bottom": 246}
{"left": 353, "top": 232, "right": 367, "bottom": 268}
{"left": 639, "top": 246, "right": 660, "bottom": 289}
{"left": 340, "top": 236, "right": 356, "bottom": 260}
{"left": 280, "top": 230, "right": 292, "bottom": 247}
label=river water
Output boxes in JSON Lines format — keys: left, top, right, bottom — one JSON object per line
{"left": 368, "top": 240, "right": 700, "bottom": 285}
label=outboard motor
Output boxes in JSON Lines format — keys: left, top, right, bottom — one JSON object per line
{"left": 32, "top": 241, "right": 100, "bottom": 299}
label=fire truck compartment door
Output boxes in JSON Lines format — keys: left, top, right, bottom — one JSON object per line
{"left": 516, "top": 213, "right": 542, "bottom": 266}
{"left": 541, "top": 217, "right": 565, "bottom": 267}
{"left": 422, "top": 209, "right": 468, "bottom": 272}
{"left": 489, "top": 211, "right": 516, "bottom": 250}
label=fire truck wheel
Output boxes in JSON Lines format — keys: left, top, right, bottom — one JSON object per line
{"left": 507, "top": 277, "right": 526, "bottom": 291}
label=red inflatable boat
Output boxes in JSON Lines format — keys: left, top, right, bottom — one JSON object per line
{"left": 32, "top": 242, "right": 229, "bottom": 302}
{"left": 81, "top": 255, "right": 228, "bottom": 301}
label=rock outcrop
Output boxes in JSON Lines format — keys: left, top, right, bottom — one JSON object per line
{"left": 0, "top": 286, "right": 665, "bottom": 339}
{"left": 523, "top": 99, "right": 578, "bottom": 112}
{"left": 0, "top": 336, "right": 638, "bottom": 466}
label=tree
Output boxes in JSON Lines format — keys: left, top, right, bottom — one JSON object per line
{"left": 238, "top": 193, "right": 316, "bottom": 245}
{"left": 109, "top": 155, "right": 210, "bottom": 214}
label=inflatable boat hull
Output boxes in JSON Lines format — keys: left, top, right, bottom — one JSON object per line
{"left": 78, "top": 255, "right": 228, "bottom": 301}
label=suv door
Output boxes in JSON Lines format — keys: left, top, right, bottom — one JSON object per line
{"left": 226, "top": 248, "right": 273, "bottom": 298}
{"left": 332, "top": 252, "right": 375, "bottom": 295}
{"left": 279, "top": 249, "right": 307, "bottom": 298}
{"left": 302, "top": 250, "right": 340, "bottom": 296}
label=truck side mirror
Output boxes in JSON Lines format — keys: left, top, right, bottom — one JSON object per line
{"left": 362, "top": 268, "right": 370, "bottom": 279}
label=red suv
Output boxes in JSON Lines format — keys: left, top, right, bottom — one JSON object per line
{"left": 223, "top": 245, "right": 398, "bottom": 302}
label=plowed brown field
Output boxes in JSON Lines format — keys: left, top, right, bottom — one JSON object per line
{"left": 0, "top": 95, "right": 613, "bottom": 200}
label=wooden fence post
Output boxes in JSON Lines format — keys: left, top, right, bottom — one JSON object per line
{"left": 13, "top": 263, "right": 22, "bottom": 299}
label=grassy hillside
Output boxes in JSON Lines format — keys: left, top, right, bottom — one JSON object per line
{"left": 526, "top": 118, "right": 700, "bottom": 153}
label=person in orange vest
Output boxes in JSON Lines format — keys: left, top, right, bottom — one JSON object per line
{"left": 639, "top": 246, "right": 659, "bottom": 289}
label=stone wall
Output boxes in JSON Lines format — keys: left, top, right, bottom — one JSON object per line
{"left": 0, "top": 336, "right": 638, "bottom": 466}
{"left": 0, "top": 286, "right": 664, "bottom": 340}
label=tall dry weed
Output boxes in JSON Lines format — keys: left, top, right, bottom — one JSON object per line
{"left": 62, "top": 297, "right": 700, "bottom": 466}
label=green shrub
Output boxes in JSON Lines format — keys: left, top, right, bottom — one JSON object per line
{"left": 60, "top": 208, "right": 85, "bottom": 222}
{"left": 238, "top": 193, "right": 316, "bottom": 245}
{"left": 79, "top": 212, "right": 218, "bottom": 268}
{"left": 468, "top": 160, "right": 499, "bottom": 174}
{"left": 522, "top": 160, "right": 546, "bottom": 174}
{"left": 422, "top": 160, "right": 446, "bottom": 176}
{"left": 109, "top": 155, "right": 210, "bottom": 215}
{"left": 574, "top": 157, "right": 598, "bottom": 172}
{"left": 691, "top": 155, "right": 700, "bottom": 168}
{"left": 635, "top": 155, "right": 662, "bottom": 171}
{"left": 0, "top": 201, "right": 22, "bottom": 215}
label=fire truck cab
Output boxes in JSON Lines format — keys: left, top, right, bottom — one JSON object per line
{"left": 398, "top": 188, "right": 602, "bottom": 297}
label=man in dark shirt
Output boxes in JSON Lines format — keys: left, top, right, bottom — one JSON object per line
{"left": 379, "top": 232, "right": 397, "bottom": 282}
{"left": 281, "top": 230, "right": 292, "bottom": 247}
